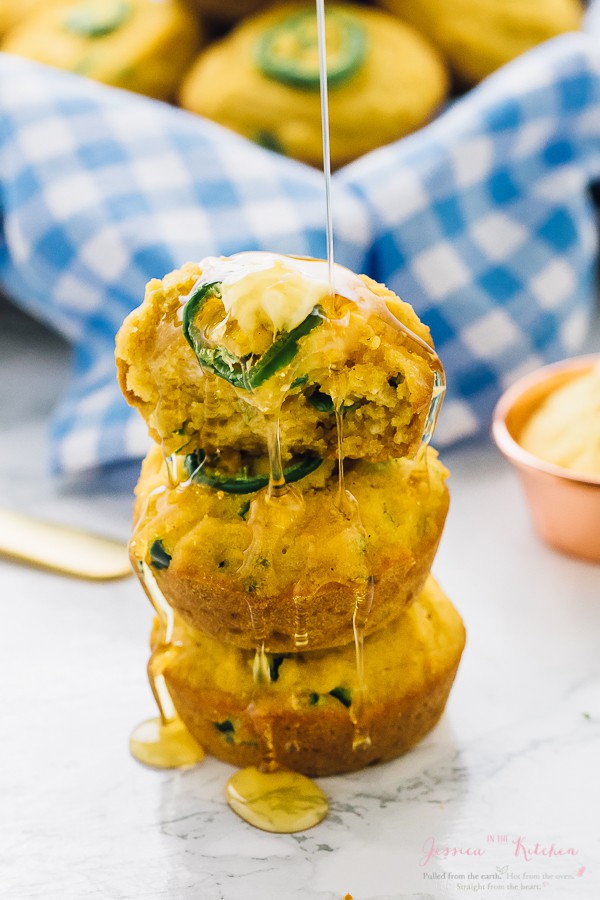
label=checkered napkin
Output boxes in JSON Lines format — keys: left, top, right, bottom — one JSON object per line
{"left": 1, "top": 31, "right": 600, "bottom": 474}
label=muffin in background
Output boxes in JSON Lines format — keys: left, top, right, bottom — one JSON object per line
{"left": 183, "top": 0, "right": 275, "bottom": 25}
{"left": 179, "top": 2, "right": 449, "bottom": 168}
{"left": 0, "top": 0, "right": 46, "bottom": 36}
{"left": 378, "top": 0, "right": 583, "bottom": 85}
{"left": 2, "top": 0, "right": 203, "bottom": 101}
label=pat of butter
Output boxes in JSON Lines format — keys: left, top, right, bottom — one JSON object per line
{"left": 221, "top": 261, "right": 327, "bottom": 335}
{"left": 520, "top": 362, "right": 600, "bottom": 476}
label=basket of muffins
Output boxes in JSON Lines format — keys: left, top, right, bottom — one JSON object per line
{"left": 115, "top": 251, "right": 466, "bottom": 818}
{"left": 0, "top": 0, "right": 584, "bottom": 166}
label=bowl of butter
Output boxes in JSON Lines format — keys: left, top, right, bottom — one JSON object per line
{"left": 492, "top": 354, "right": 600, "bottom": 563}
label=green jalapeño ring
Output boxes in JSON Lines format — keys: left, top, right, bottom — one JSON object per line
{"left": 254, "top": 8, "right": 367, "bottom": 91}
{"left": 182, "top": 281, "right": 325, "bottom": 392}
{"left": 63, "top": 0, "right": 133, "bottom": 38}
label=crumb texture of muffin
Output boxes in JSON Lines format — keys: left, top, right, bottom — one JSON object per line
{"left": 179, "top": 2, "right": 448, "bottom": 168}
{"left": 116, "top": 253, "right": 440, "bottom": 464}
{"left": 158, "top": 576, "right": 466, "bottom": 776}
{"left": 132, "top": 443, "right": 449, "bottom": 650}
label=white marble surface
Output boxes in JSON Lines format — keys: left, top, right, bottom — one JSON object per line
{"left": 1, "top": 297, "right": 599, "bottom": 900}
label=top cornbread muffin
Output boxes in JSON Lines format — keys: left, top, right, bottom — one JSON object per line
{"left": 115, "top": 252, "right": 442, "bottom": 464}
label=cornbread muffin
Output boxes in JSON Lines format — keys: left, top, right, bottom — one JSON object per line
{"left": 0, "top": 0, "right": 45, "bottom": 36}
{"left": 178, "top": 3, "right": 448, "bottom": 168}
{"left": 156, "top": 576, "right": 466, "bottom": 776}
{"left": 132, "top": 442, "right": 449, "bottom": 651}
{"left": 2, "top": 0, "right": 202, "bottom": 100}
{"left": 519, "top": 361, "right": 600, "bottom": 477}
{"left": 379, "top": 0, "right": 582, "bottom": 85}
{"left": 116, "top": 252, "right": 443, "bottom": 464}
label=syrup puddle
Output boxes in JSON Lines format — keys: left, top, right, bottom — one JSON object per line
{"left": 130, "top": 717, "right": 204, "bottom": 769}
{"left": 225, "top": 766, "right": 329, "bottom": 833}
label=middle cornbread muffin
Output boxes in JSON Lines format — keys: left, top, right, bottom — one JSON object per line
{"left": 132, "top": 442, "right": 449, "bottom": 651}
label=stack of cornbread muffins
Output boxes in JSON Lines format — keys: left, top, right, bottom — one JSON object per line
{"left": 116, "top": 252, "right": 465, "bottom": 776}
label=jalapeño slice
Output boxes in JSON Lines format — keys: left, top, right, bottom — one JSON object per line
{"left": 247, "top": 306, "right": 323, "bottom": 387}
{"left": 149, "top": 539, "right": 171, "bottom": 570}
{"left": 254, "top": 8, "right": 367, "bottom": 91}
{"left": 182, "top": 279, "right": 324, "bottom": 390}
{"left": 63, "top": 0, "right": 133, "bottom": 37}
{"left": 184, "top": 450, "right": 322, "bottom": 494}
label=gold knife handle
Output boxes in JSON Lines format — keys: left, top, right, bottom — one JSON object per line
{"left": 0, "top": 508, "right": 132, "bottom": 580}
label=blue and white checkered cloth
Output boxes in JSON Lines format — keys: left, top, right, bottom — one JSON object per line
{"left": 1, "top": 29, "right": 600, "bottom": 474}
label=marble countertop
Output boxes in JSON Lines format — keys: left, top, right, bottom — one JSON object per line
{"left": 1, "top": 297, "right": 599, "bottom": 900}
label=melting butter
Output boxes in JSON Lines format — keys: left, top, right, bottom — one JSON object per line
{"left": 225, "top": 766, "right": 329, "bottom": 833}
{"left": 219, "top": 259, "right": 328, "bottom": 335}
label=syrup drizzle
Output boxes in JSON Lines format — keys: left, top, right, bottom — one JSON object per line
{"left": 129, "top": 561, "right": 204, "bottom": 768}
{"left": 317, "top": 0, "right": 334, "bottom": 294}
{"left": 200, "top": 371, "right": 223, "bottom": 456}
{"left": 333, "top": 402, "right": 374, "bottom": 751}
{"left": 225, "top": 766, "right": 329, "bottom": 833}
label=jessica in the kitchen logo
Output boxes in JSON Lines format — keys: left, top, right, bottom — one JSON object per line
{"left": 419, "top": 835, "right": 580, "bottom": 867}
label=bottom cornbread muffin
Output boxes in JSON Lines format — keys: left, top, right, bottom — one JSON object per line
{"left": 132, "top": 444, "right": 449, "bottom": 652}
{"left": 156, "top": 576, "right": 465, "bottom": 776}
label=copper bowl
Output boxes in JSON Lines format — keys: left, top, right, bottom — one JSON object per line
{"left": 492, "top": 354, "right": 600, "bottom": 563}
